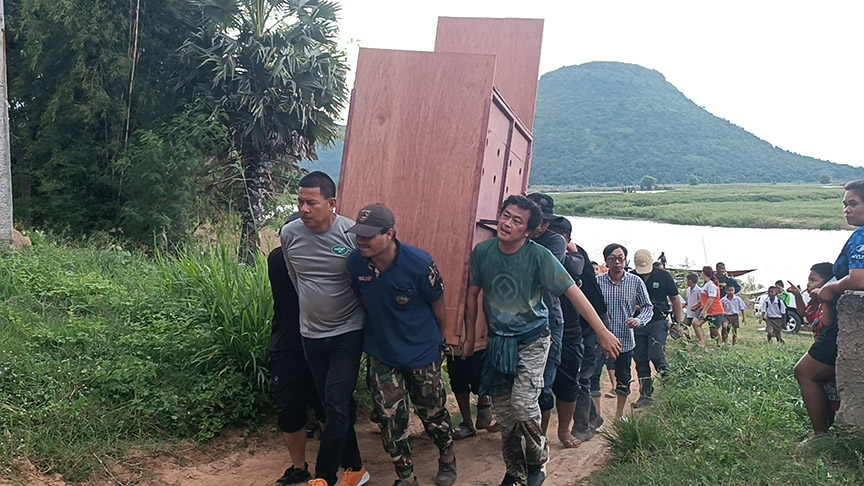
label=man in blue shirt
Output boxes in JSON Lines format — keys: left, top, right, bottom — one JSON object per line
{"left": 346, "top": 204, "right": 456, "bottom": 486}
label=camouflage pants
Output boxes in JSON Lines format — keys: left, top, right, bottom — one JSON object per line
{"left": 491, "top": 334, "right": 551, "bottom": 484}
{"left": 369, "top": 355, "right": 454, "bottom": 480}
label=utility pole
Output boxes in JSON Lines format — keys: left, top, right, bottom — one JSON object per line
{"left": 0, "top": 0, "right": 13, "bottom": 247}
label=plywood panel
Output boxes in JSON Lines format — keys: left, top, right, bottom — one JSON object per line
{"left": 435, "top": 17, "right": 544, "bottom": 130}
{"left": 476, "top": 103, "right": 510, "bottom": 222}
{"left": 504, "top": 129, "right": 531, "bottom": 197}
{"left": 338, "top": 48, "right": 497, "bottom": 346}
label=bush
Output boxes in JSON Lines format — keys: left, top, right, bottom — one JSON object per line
{"left": 0, "top": 236, "right": 270, "bottom": 481}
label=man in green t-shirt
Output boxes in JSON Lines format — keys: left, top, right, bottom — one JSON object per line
{"left": 463, "top": 195, "right": 621, "bottom": 486}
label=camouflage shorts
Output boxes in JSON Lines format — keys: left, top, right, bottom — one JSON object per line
{"left": 369, "top": 355, "right": 454, "bottom": 479}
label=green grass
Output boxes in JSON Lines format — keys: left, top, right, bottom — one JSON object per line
{"left": 0, "top": 235, "right": 274, "bottom": 481}
{"left": 552, "top": 184, "right": 848, "bottom": 230}
{"left": 586, "top": 320, "right": 864, "bottom": 485}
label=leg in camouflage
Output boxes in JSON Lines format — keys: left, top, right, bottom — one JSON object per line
{"left": 369, "top": 356, "right": 414, "bottom": 480}
{"left": 407, "top": 357, "right": 454, "bottom": 457}
{"left": 492, "top": 334, "right": 551, "bottom": 484}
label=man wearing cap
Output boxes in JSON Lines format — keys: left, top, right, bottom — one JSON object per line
{"left": 280, "top": 171, "right": 369, "bottom": 486}
{"left": 345, "top": 204, "right": 457, "bottom": 486}
{"left": 631, "top": 249, "right": 683, "bottom": 409}
{"left": 525, "top": 193, "right": 567, "bottom": 438}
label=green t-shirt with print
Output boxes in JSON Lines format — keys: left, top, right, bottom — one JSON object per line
{"left": 468, "top": 238, "right": 575, "bottom": 337}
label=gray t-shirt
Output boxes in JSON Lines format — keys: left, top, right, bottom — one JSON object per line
{"left": 280, "top": 215, "right": 364, "bottom": 338}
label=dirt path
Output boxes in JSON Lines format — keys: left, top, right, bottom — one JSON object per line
{"left": 148, "top": 392, "right": 628, "bottom": 486}
{"left": 3, "top": 390, "right": 631, "bottom": 486}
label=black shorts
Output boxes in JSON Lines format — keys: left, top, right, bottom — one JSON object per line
{"left": 270, "top": 350, "right": 324, "bottom": 433}
{"left": 808, "top": 325, "right": 838, "bottom": 367}
{"left": 447, "top": 348, "right": 486, "bottom": 395}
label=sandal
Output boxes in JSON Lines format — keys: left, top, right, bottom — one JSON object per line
{"left": 560, "top": 436, "right": 581, "bottom": 448}
{"left": 452, "top": 422, "right": 476, "bottom": 440}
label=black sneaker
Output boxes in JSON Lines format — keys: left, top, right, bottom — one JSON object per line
{"left": 500, "top": 473, "right": 524, "bottom": 486}
{"left": 276, "top": 464, "right": 311, "bottom": 485}
{"left": 527, "top": 464, "right": 546, "bottom": 486}
{"left": 631, "top": 396, "right": 655, "bottom": 409}
{"left": 436, "top": 458, "right": 457, "bottom": 486}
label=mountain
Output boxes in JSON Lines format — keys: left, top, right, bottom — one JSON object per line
{"left": 304, "top": 62, "right": 864, "bottom": 186}
{"left": 300, "top": 137, "right": 343, "bottom": 183}
{"left": 531, "top": 62, "right": 864, "bottom": 186}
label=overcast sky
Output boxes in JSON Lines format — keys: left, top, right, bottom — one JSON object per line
{"left": 336, "top": 0, "right": 864, "bottom": 167}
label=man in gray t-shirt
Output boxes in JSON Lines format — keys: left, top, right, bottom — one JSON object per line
{"left": 280, "top": 214, "right": 364, "bottom": 338}
{"left": 278, "top": 171, "right": 369, "bottom": 486}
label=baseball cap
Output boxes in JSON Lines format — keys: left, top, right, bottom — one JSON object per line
{"left": 527, "top": 193, "right": 557, "bottom": 221}
{"left": 548, "top": 216, "right": 572, "bottom": 238}
{"left": 633, "top": 249, "right": 654, "bottom": 275}
{"left": 346, "top": 203, "right": 395, "bottom": 237}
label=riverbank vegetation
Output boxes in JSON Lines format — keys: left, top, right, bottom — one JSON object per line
{"left": 588, "top": 321, "right": 864, "bottom": 485}
{"left": 553, "top": 184, "right": 847, "bottom": 230}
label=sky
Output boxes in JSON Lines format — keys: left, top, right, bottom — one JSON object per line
{"left": 336, "top": 0, "right": 864, "bottom": 167}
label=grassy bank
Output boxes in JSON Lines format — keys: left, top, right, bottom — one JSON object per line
{"left": 587, "top": 321, "right": 864, "bottom": 485}
{"left": 0, "top": 236, "right": 277, "bottom": 481}
{"left": 552, "top": 184, "right": 847, "bottom": 230}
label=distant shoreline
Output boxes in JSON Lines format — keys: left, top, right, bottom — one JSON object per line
{"left": 548, "top": 184, "right": 848, "bottom": 231}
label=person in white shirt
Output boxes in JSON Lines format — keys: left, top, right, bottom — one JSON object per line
{"left": 683, "top": 274, "right": 702, "bottom": 343}
{"left": 720, "top": 285, "right": 747, "bottom": 345}
{"left": 759, "top": 286, "right": 787, "bottom": 344}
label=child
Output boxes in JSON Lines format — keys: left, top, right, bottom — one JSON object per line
{"left": 682, "top": 274, "right": 701, "bottom": 341}
{"left": 790, "top": 262, "right": 839, "bottom": 437}
{"left": 720, "top": 285, "right": 747, "bottom": 345}
{"left": 759, "top": 286, "right": 787, "bottom": 343}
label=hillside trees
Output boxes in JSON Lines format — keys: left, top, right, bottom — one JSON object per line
{"left": 177, "top": 0, "right": 348, "bottom": 263}
{"left": 7, "top": 0, "right": 196, "bottom": 234}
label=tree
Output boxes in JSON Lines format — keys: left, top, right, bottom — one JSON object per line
{"left": 0, "top": 0, "right": 12, "bottom": 246}
{"left": 640, "top": 175, "right": 657, "bottom": 191}
{"left": 178, "top": 0, "right": 348, "bottom": 263}
{"left": 7, "top": 0, "right": 196, "bottom": 233}
{"left": 687, "top": 173, "right": 700, "bottom": 185}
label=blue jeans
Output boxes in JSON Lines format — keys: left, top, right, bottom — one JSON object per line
{"left": 303, "top": 330, "right": 364, "bottom": 486}
{"left": 539, "top": 321, "right": 563, "bottom": 412}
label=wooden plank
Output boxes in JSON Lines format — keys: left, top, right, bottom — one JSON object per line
{"left": 338, "top": 48, "right": 497, "bottom": 348}
{"left": 435, "top": 17, "right": 544, "bottom": 131}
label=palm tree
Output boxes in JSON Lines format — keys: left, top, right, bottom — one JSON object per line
{"left": 179, "top": 0, "right": 347, "bottom": 263}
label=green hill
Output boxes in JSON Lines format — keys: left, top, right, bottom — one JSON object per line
{"left": 531, "top": 61, "right": 864, "bottom": 186}
{"left": 306, "top": 61, "right": 864, "bottom": 186}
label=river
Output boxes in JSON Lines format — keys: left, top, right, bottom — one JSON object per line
{"left": 565, "top": 216, "right": 851, "bottom": 290}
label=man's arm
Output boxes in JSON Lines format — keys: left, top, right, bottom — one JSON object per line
{"left": 819, "top": 268, "right": 864, "bottom": 301}
{"left": 634, "top": 281, "right": 654, "bottom": 326}
{"left": 431, "top": 297, "right": 447, "bottom": 338}
{"left": 670, "top": 292, "right": 684, "bottom": 323}
{"left": 462, "top": 285, "right": 481, "bottom": 358}
{"left": 563, "top": 284, "right": 621, "bottom": 358}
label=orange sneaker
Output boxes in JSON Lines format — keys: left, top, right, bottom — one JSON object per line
{"left": 338, "top": 467, "right": 370, "bottom": 486}
{"left": 308, "top": 479, "right": 328, "bottom": 486}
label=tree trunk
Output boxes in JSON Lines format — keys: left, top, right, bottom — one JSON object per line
{"left": 0, "top": 1, "right": 14, "bottom": 247}
{"left": 238, "top": 149, "right": 266, "bottom": 265}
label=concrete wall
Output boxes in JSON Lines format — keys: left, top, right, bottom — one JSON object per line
{"left": 836, "top": 291, "right": 864, "bottom": 434}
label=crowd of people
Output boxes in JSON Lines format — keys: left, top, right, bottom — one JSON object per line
{"left": 266, "top": 170, "right": 860, "bottom": 486}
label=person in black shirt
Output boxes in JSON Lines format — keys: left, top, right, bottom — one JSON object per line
{"left": 631, "top": 249, "right": 683, "bottom": 409}
{"left": 715, "top": 262, "right": 741, "bottom": 293}
{"left": 527, "top": 193, "right": 568, "bottom": 439}
{"left": 548, "top": 217, "right": 609, "bottom": 443}
{"left": 268, "top": 214, "right": 325, "bottom": 485}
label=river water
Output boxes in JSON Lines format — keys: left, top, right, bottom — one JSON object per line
{"left": 565, "top": 216, "right": 852, "bottom": 290}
